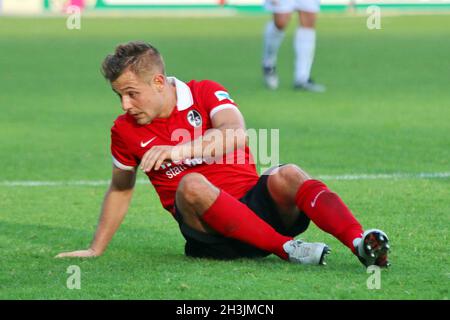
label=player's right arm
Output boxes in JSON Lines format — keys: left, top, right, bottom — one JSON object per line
{"left": 55, "top": 165, "right": 136, "bottom": 258}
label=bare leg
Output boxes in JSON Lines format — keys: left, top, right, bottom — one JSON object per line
{"left": 175, "top": 172, "right": 293, "bottom": 259}
{"left": 266, "top": 164, "right": 311, "bottom": 229}
{"left": 262, "top": 12, "right": 293, "bottom": 89}
{"left": 274, "top": 12, "right": 292, "bottom": 30}
{"left": 268, "top": 164, "right": 368, "bottom": 256}
{"left": 294, "top": 11, "right": 325, "bottom": 91}
{"left": 175, "top": 172, "right": 220, "bottom": 234}
{"left": 299, "top": 11, "right": 316, "bottom": 28}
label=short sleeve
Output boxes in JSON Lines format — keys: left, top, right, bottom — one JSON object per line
{"left": 111, "top": 124, "right": 137, "bottom": 171}
{"left": 197, "top": 80, "right": 240, "bottom": 119}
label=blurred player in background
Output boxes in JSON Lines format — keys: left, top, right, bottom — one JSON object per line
{"left": 263, "top": 0, "right": 326, "bottom": 92}
{"left": 56, "top": 41, "right": 389, "bottom": 268}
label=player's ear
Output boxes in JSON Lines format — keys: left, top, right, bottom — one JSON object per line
{"left": 152, "top": 74, "right": 165, "bottom": 92}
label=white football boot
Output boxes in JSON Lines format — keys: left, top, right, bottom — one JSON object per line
{"left": 294, "top": 78, "right": 326, "bottom": 93}
{"left": 283, "top": 239, "right": 331, "bottom": 265}
{"left": 263, "top": 66, "right": 279, "bottom": 90}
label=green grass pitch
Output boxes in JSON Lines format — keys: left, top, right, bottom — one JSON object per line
{"left": 0, "top": 13, "right": 449, "bottom": 299}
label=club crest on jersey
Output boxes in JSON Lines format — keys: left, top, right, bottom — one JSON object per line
{"left": 187, "top": 109, "right": 202, "bottom": 127}
{"left": 214, "top": 90, "right": 234, "bottom": 102}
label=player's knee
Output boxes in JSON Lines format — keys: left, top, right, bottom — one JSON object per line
{"left": 299, "top": 11, "right": 316, "bottom": 28}
{"left": 274, "top": 19, "right": 289, "bottom": 30}
{"left": 277, "top": 164, "right": 310, "bottom": 187}
{"left": 273, "top": 13, "right": 291, "bottom": 30}
{"left": 177, "top": 173, "right": 210, "bottom": 205}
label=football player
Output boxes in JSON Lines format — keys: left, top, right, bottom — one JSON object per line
{"left": 263, "top": 0, "right": 326, "bottom": 92}
{"left": 56, "top": 41, "right": 389, "bottom": 268}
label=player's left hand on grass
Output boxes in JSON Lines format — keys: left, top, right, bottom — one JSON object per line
{"left": 140, "top": 145, "right": 184, "bottom": 172}
{"left": 55, "top": 248, "right": 98, "bottom": 258}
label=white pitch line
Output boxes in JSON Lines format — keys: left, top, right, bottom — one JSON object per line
{"left": 317, "top": 172, "right": 450, "bottom": 181}
{"left": 0, "top": 172, "right": 449, "bottom": 187}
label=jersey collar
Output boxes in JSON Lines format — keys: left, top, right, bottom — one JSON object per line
{"left": 168, "top": 76, "right": 193, "bottom": 111}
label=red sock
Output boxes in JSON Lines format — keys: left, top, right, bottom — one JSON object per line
{"left": 295, "top": 180, "right": 363, "bottom": 253}
{"left": 202, "top": 190, "right": 292, "bottom": 259}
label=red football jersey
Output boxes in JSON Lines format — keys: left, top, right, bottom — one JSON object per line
{"left": 111, "top": 77, "right": 259, "bottom": 215}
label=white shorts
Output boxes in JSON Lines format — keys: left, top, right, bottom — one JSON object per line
{"left": 264, "top": 0, "right": 321, "bottom": 14}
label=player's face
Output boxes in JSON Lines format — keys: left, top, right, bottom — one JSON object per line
{"left": 111, "top": 69, "right": 166, "bottom": 125}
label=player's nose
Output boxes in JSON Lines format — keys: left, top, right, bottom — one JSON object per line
{"left": 121, "top": 97, "right": 133, "bottom": 112}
